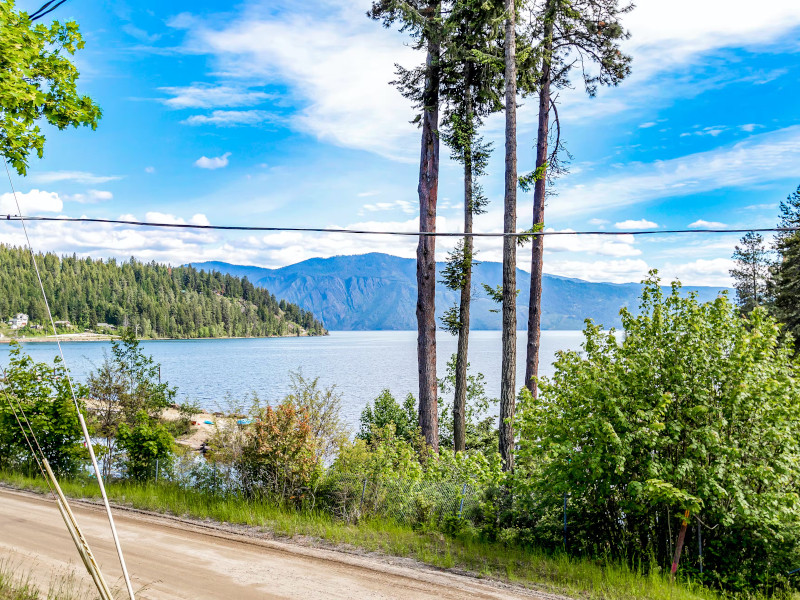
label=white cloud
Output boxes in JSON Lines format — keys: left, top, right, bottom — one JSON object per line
{"left": 661, "top": 258, "right": 734, "bottom": 287}
{"left": 64, "top": 190, "right": 113, "bottom": 204}
{"left": 0, "top": 189, "right": 62, "bottom": 214}
{"left": 588, "top": 218, "right": 609, "bottom": 226}
{"left": 31, "top": 171, "right": 122, "bottom": 185}
{"left": 550, "top": 125, "right": 800, "bottom": 218}
{"left": 689, "top": 219, "right": 727, "bottom": 229}
{"left": 173, "top": 4, "right": 419, "bottom": 161}
{"left": 615, "top": 219, "right": 658, "bottom": 229}
{"left": 144, "top": 166, "right": 156, "bottom": 174}
{"left": 183, "top": 110, "right": 273, "bottom": 126}
{"left": 543, "top": 258, "right": 652, "bottom": 284}
{"left": 159, "top": 84, "right": 271, "bottom": 109}
{"left": 541, "top": 229, "right": 641, "bottom": 257}
{"left": 194, "top": 152, "right": 231, "bottom": 170}
{"left": 362, "top": 200, "right": 416, "bottom": 215}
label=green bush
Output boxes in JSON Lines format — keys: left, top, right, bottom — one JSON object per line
{"left": 0, "top": 343, "right": 88, "bottom": 476}
{"left": 513, "top": 274, "right": 800, "bottom": 593}
{"left": 117, "top": 412, "right": 174, "bottom": 481}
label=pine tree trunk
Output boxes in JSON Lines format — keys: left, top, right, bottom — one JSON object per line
{"left": 524, "top": 13, "right": 554, "bottom": 396}
{"left": 500, "top": 0, "right": 517, "bottom": 471}
{"left": 417, "top": 33, "right": 441, "bottom": 453}
{"left": 453, "top": 83, "right": 474, "bottom": 454}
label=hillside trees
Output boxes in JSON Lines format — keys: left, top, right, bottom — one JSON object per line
{"left": 369, "top": 0, "right": 445, "bottom": 451}
{"left": 0, "top": 245, "right": 326, "bottom": 339}
{"left": 730, "top": 231, "right": 772, "bottom": 314}
{"left": 523, "top": 0, "right": 633, "bottom": 396}
{"left": 439, "top": 0, "right": 504, "bottom": 452}
{"left": 0, "top": 0, "right": 101, "bottom": 174}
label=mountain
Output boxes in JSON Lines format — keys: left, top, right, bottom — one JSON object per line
{"left": 0, "top": 245, "right": 326, "bottom": 339}
{"left": 190, "top": 253, "right": 729, "bottom": 331}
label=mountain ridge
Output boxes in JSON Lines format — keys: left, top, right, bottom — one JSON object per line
{"left": 190, "top": 253, "right": 729, "bottom": 331}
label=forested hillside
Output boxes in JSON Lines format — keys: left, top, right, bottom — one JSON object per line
{"left": 0, "top": 245, "right": 326, "bottom": 338}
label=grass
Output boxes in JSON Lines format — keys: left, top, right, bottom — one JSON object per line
{"left": 1, "top": 471, "right": 794, "bottom": 600}
{"left": 0, "top": 556, "right": 94, "bottom": 600}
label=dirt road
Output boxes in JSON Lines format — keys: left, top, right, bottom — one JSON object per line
{"left": 0, "top": 487, "right": 551, "bottom": 600}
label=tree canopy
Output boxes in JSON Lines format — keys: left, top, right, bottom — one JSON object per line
{"left": 0, "top": 0, "right": 101, "bottom": 175}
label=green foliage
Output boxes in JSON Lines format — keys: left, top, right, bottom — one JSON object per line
{"left": 0, "top": 343, "right": 87, "bottom": 476}
{"left": 513, "top": 273, "right": 800, "bottom": 593}
{"left": 358, "top": 389, "right": 418, "bottom": 444}
{"left": 0, "top": 0, "right": 101, "bottom": 175}
{"left": 730, "top": 231, "right": 772, "bottom": 314}
{"left": 437, "top": 354, "right": 497, "bottom": 453}
{"left": 0, "top": 245, "right": 325, "bottom": 338}
{"left": 117, "top": 412, "right": 174, "bottom": 481}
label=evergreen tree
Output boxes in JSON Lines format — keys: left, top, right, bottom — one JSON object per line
{"left": 772, "top": 185, "right": 800, "bottom": 341}
{"left": 730, "top": 231, "right": 771, "bottom": 315}
{"left": 523, "top": 0, "right": 633, "bottom": 396}
{"left": 0, "top": 245, "right": 326, "bottom": 339}
{"left": 369, "top": 0, "right": 446, "bottom": 452}
{"left": 439, "top": 0, "right": 503, "bottom": 452}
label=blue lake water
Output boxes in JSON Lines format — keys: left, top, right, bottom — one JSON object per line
{"left": 0, "top": 330, "right": 586, "bottom": 428}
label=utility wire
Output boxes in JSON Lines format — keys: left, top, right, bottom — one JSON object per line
{"left": 2, "top": 214, "right": 798, "bottom": 237}
{"left": 29, "top": 0, "right": 69, "bottom": 21}
{"left": 3, "top": 161, "right": 137, "bottom": 600}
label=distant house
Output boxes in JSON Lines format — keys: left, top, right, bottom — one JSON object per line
{"left": 8, "top": 313, "right": 28, "bottom": 329}
{"left": 96, "top": 322, "right": 116, "bottom": 330}
{"left": 53, "top": 320, "right": 72, "bottom": 328}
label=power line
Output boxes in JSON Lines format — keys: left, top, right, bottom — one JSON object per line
{"left": 2, "top": 214, "right": 798, "bottom": 237}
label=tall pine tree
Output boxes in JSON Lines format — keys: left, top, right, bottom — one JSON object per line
{"left": 523, "top": 0, "right": 633, "bottom": 396}
{"left": 438, "top": 0, "right": 504, "bottom": 452}
{"left": 772, "top": 185, "right": 800, "bottom": 341}
{"left": 730, "top": 231, "right": 771, "bottom": 315}
{"left": 369, "top": 0, "right": 445, "bottom": 451}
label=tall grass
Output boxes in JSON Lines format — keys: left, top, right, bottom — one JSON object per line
{"left": 0, "top": 555, "right": 95, "bottom": 600}
{"left": 1, "top": 471, "right": 795, "bottom": 600}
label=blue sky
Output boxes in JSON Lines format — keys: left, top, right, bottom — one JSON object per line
{"left": 1, "top": 0, "right": 799, "bottom": 286}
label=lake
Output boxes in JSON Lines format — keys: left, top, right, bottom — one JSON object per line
{"left": 0, "top": 330, "right": 586, "bottom": 428}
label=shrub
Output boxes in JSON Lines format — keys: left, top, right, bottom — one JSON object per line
{"left": 514, "top": 273, "right": 800, "bottom": 593}
{"left": 0, "top": 343, "right": 88, "bottom": 476}
{"left": 237, "top": 403, "right": 319, "bottom": 504}
{"left": 117, "top": 412, "right": 174, "bottom": 481}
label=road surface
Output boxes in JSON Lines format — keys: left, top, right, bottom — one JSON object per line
{"left": 0, "top": 487, "right": 553, "bottom": 600}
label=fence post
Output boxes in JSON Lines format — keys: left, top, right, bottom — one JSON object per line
{"left": 698, "top": 518, "right": 703, "bottom": 574}
{"left": 155, "top": 458, "right": 159, "bottom": 482}
{"left": 458, "top": 483, "right": 467, "bottom": 518}
{"left": 359, "top": 478, "right": 367, "bottom": 515}
{"left": 563, "top": 492, "right": 569, "bottom": 552}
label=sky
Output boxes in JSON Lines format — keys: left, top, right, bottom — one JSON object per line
{"left": 1, "top": 0, "right": 799, "bottom": 286}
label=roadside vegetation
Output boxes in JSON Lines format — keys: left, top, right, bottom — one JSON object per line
{"left": 0, "top": 557, "right": 93, "bottom": 600}
{"left": 3, "top": 269, "right": 800, "bottom": 600}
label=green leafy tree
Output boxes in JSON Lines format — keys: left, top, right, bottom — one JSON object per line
{"left": 0, "top": 343, "right": 88, "bottom": 476}
{"left": 116, "top": 412, "right": 174, "bottom": 481}
{"left": 358, "top": 389, "right": 418, "bottom": 444}
{"left": 0, "top": 0, "right": 101, "bottom": 175}
{"left": 772, "top": 185, "right": 800, "bottom": 342}
{"left": 730, "top": 231, "right": 772, "bottom": 314}
{"left": 514, "top": 274, "right": 800, "bottom": 592}
{"left": 523, "top": 0, "right": 633, "bottom": 396}
{"left": 437, "top": 354, "right": 497, "bottom": 453}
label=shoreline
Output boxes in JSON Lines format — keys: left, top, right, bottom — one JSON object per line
{"left": 0, "top": 332, "right": 328, "bottom": 344}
